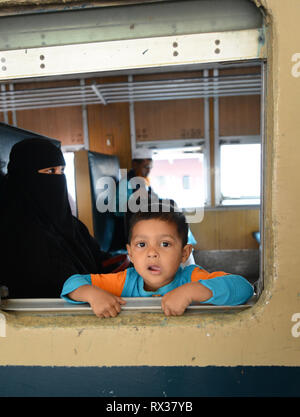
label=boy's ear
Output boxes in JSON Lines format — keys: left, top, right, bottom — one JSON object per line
{"left": 182, "top": 244, "right": 193, "bottom": 263}
{"left": 126, "top": 244, "right": 132, "bottom": 260}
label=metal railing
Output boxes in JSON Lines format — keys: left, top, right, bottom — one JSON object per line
{"left": 0, "top": 73, "right": 261, "bottom": 113}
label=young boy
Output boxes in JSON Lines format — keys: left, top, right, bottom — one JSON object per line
{"left": 61, "top": 205, "right": 254, "bottom": 317}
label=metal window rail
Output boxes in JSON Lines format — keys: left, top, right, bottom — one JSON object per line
{"left": 0, "top": 73, "right": 261, "bottom": 113}
{"left": 0, "top": 297, "right": 255, "bottom": 314}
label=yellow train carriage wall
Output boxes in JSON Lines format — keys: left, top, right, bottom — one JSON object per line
{"left": 0, "top": 0, "right": 300, "bottom": 397}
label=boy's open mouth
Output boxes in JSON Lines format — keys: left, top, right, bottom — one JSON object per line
{"left": 147, "top": 265, "right": 161, "bottom": 274}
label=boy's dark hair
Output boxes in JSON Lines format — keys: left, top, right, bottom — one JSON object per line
{"left": 128, "top": 200, "right": 188, "bottom": 247}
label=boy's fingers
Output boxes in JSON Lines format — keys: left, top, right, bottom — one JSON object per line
{"left": 96, "top": 305, "right": 118, "bottom": 318}
{"left": 162, "top": 305, "right": 184, "bottom": 316}
{"left": 110, "top": 302, "right": 123, "bottom": 316}
{"left": 102, "top": 310, "right": 111, "bottom": 318}
{"left": 114, "top": 302, "right": 121, "bottom": 313}
{"left": 108, "top": 308, "right": 118, "bottom": 317}
{"left": 162, "top": 304, "right": 171, "bottom": 316}
{"left": 113, "top": 303, "right": 123, "bottom": 315}
{"left": 112, "top": 298, "right": 125, "bottom": 312}
{"left": 93, "top": 297, "right": 125, "bottom": 318}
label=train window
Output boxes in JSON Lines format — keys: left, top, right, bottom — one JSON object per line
{"left": 63, "top": 151, "right": 77, "bottom": 216}
{"left": 0, "top": 0, "right": 265, "bottom": 313}
{"left": 218, "top": 141, "right": 261, "bottom": 206}
{"left": 149, "top": 147, "right": 206, "bottom": 209}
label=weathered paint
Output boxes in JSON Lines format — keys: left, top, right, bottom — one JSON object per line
{"left": 0, "top": 0, "right": 300, "bottom": 395}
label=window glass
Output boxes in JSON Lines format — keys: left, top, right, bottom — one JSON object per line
{"left": 220, "top": 143, "right": 261, "bottom": 205}
{"left": 149, "top": 147, "right": 205, "bottom": 209}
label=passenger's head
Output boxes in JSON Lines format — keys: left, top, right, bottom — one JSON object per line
{"left": 7, "top": 138, "right": 65, "bottom": 177}
{"left": 132, "top": 148, "right": 153, "bottom": 178}
{"left": 126, "top": 202, "right": 192, "bottom": 291}
{"left": 6, "top": 138, "right": 70, "bottom": 225}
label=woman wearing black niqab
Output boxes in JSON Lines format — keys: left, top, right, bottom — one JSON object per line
{"left": 0, "top": 138, "right": 109, "bottom": 298}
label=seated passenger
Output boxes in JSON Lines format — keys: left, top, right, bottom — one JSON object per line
{"left": 0, "top": 138, "right": 112, "bottom": 298}
{"left": 61, "top": 203, "right": 253, "bottom": 317}
{"left": 115, "top": 148, "right": 156, "bottom": 213}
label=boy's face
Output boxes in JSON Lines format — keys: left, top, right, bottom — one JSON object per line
{"left": 126, "top": 219, "right": 192, "bottom": 291}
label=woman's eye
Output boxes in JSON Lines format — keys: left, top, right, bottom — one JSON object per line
{"left": 44, "top": 168, "right": 55, "bottom": 174}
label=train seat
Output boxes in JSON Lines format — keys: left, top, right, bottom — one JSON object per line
{"left": 86, "top": 150, "right": 127, "bottom": 254}
{"left": 193, "top": 249, "right": 259, "bottom": 285}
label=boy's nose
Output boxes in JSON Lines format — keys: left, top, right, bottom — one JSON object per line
{"left": 147, "top": 246, "right": 158, "bottom": 257}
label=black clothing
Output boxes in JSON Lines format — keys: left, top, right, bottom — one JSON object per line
{"left": 0, "top": 138, "right": 108, "bottom": 298}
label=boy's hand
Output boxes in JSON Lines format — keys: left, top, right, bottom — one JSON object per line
{"left": 88, "top": 287, "right": 126, "bottom": 318}
{"left": 161, "top": 285, "right": 192, "bottom": 316}
{"left": 161, "top": 282, "right": 212, "bottom": 316}
{"left": 69, "top": 285, "right": 126, "bottom": 318}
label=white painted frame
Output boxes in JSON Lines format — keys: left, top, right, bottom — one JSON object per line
{"left": 0, "top": 29, "right": 266, "bottom": 81}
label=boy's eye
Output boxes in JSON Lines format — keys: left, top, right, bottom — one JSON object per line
{"left": 161, "top": 241, "right": 171, "bottom": 247}
{"left": 136, "top": 242, "right": 146, "bottom": 248}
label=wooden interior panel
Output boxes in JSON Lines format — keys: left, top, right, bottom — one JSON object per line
{"left": 219, "top": 95, "right": 261, "bottom": 137}
{"left": 134, "top": 70, "right": 203, "bottom": 81}
{"left": 1, "top": 68, "right": 261, "bottom": 251}
{"left": 218, "top": 66, "right": 261, "bottom": 137}
{"left": 85, "top": 75, "right": 128, "bottom": 85}
{"left": 14, "top": 79, "right": 80, "bottom": 92}
{"left": 135, "top": 98, "right": 205, "bottom": 141}
{"left": 190, "top": 208, "right": 260, "bottom": 250}
{"left": 74, "top": 150, "right": 94, "bottom": 236}
{"left": 16, "top": 106, "right": 84, "bottom": 146}
{"left": 2, "top": 80, "right": 84, "bottom": 146}
{"left": 219, "top": 66, "right": 261, "bottom": 76}
{"left": 87, "top": 102, "right": 132, "bottom": 170}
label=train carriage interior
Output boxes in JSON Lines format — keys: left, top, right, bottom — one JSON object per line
{"left": 0, "top": 0, "right": 265, "bottom": 312}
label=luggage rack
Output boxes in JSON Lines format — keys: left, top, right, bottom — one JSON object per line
{"left": 0, "top": 73, "right": 261, "bottom": 113}
{"left": 0, "top": 297, "right": 255, "bottom": 314}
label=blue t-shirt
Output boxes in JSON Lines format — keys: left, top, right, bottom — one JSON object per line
{"left": 61, "top": 264, "right": 253, "bottom": 306}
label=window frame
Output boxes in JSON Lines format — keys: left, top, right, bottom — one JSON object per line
{"left": 215, "top": 136, "right": 262, "bottom": 206}
{"left": 213, "top": 67, "right": 263, "bottom": 209}
{"left": 0, "top": 11, "right": 266, "bottom": 311}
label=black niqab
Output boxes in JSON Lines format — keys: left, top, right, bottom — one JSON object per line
{"left": 0, "top": 138, "right": 108, "bottom": 298}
